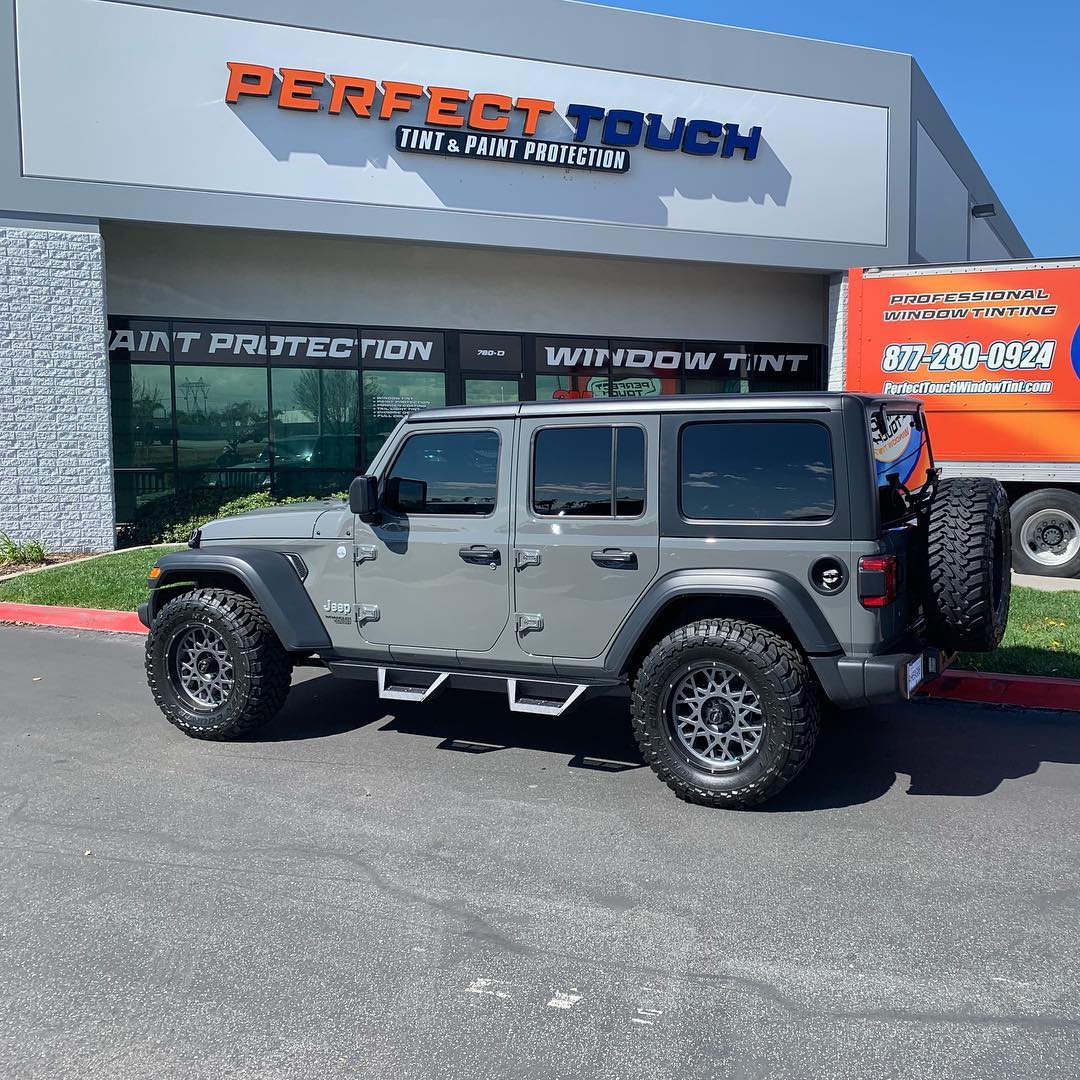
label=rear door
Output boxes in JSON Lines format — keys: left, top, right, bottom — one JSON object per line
{"left": 512, "top": 415, "right": 660, "bottom": 659}
{"left": 354, "top": 421, "right": 514, "bottom": 653}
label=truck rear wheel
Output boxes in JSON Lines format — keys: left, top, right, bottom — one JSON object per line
{"left": 924, "top": 477, "right": 1011, "bottom": 652}
{"left": 146, "top": 588, "right": 293, "bottom": 740}
{"left": 1011, "top": 489, "right": 1080, "bottom": 578}
{"left": 631, "top": 620, "right": 819, "bottom": 809}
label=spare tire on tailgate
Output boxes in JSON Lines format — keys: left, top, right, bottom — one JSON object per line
{"left": 923, "top": 477, "right": 1011, "bottom": 653}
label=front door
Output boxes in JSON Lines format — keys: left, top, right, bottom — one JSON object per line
{"left": 354, "top": 422, "right": 514, "bottom": 653}
{"left": 513, "top": 415, "right": 660, "bottom": 659}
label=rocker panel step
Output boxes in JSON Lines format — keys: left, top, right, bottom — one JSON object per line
{"left": 507, "top": 679, "right": 589, "bottom": 717}
{"left": 377, "top": 668, "right": 450, "bottom": 703}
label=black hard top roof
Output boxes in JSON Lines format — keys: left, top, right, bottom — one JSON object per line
{"left": 408, "top": 392, "right": 921, "bottom": 424}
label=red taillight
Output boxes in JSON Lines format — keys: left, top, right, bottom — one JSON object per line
{"left": 858, "top": 555, "right": 897, "bottom": 608}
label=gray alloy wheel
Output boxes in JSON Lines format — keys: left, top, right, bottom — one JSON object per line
{"left": 668, "top": 662, "right": 765, "bottom": 771}
{"left": 168, "top": 623, "right": 236, "bottom": 710}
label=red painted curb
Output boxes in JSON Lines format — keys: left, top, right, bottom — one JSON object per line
{"left": 924, "top": 669, "right": 1080, "bottom": 712}
{"left": 0, "top": 603, "right": 146, "bottom": 635}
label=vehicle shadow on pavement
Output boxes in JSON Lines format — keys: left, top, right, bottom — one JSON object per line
{"left": 255, "top": 676, "right": 1080, "bottom": 810}
{"left": 254, "top": 673, "right": 644, "bottom": 766}
{"left": 767, "top": 701, "right": 1080, "bottom": 812}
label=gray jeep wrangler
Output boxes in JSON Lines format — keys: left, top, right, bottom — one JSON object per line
{"left": 140, "top": 393, "right": 1011, "bottom": 808}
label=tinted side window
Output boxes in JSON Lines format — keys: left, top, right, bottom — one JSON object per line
{"left": 385, "top": 430, "right": 499, "bottom": 515}
{"left": 533, "top": 427, "right": 612, "bottom": 516}
{"left": 615, "top": 427, "right": 646, "bottom": 516}
{"left": 680, "top": 421, "right": 834, "bottom": 521}
{"left": 532, "top": 426, "right": 647, "bottom": 517}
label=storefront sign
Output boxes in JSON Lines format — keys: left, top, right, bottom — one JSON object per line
{"left": 107, "top": 321, "right": 360, "bottom": 366}
{"left": 536, "top": 339, "right": 811, "bottom": 375}
{"left": 459, "top": 334, "right": 522, "bottom": 372}
{"left": 225, "top": 62, "right": 763, "bottom": 174}
{"left": 359, "top": 331, "right": 444, "bottom": 370}
{"left": 396, "top": 125, "right": 629, "bottom": 174}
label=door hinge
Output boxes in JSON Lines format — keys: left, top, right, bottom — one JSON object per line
{"left": 515, "top": 548, "right": 541, "bottom": 570}
{"left": 516, "top": 612, "right": 544, "bottom": 634}
{"left": 354, "top": 544, "right": 377, "bottom": 565}
{"left": 356, "top": 603, "right": 380, "bottom": 625}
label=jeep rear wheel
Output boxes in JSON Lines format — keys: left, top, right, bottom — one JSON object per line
{"left": 146, "top": 588, "right": 292, "bottom": 740}
{"left": 631, "top": 620, "right": 819, "bottom": 809}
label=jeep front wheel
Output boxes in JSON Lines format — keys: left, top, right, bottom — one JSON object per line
{"left": 631, "top": 620, "right": 819, "bottom": 809}
{"left": 146, "top": 588, "right": 293, "bottom": 740}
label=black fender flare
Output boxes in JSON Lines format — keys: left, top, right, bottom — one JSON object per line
{"left": 143, "top": 547, "right": 331, "bottom": 652}
{"left": 604, "top": 568, "right": 842, "bottom": 675}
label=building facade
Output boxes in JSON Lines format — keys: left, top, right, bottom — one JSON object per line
{"left": 0, "top": 0, "right": 1028, "bottom": 549}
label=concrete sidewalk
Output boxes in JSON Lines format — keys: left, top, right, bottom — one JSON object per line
{"left": 1014, "top": 572, "right": 1080, "bottom": 592}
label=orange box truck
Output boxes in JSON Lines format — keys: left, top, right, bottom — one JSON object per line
{"left": 842, "top": 258, "right": 1080, "bottom": 577}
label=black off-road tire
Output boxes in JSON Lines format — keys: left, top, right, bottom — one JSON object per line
{"left": 924, "top": 477, "right": 1011, "bottom": 652}
{"left": 631, "top": 620, "right": 819, "bottom": 809}
{"left": 146, "top": 588, "right": 292, "bottom": 740}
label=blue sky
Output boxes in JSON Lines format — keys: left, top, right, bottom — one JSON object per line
{"left": 589, "top": 0, "right": 1078, "bottom": 257}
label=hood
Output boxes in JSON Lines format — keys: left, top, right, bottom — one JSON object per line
{"left": 198, "top": 501, "right": 343, "bottom": 542}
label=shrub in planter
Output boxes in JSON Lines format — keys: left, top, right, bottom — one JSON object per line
{"left": 120, "top": 488, "right": 346, "bottom": 547}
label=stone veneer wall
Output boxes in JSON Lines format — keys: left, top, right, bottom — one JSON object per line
{"left": 0, "top": 222, "right": 114, "bottom": 551}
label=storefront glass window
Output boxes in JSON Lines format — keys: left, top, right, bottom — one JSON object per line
{"left": 271, "top": 368, "right": 359, "bottom": 469}
{"left": 362, "top": 371, "right": 446, "bottom": 463}
{"left": 174, "top": 365, "right": 270, "bottom": 479}
{"left": 464, "top": 378, "right": 519, "bottom": 405}
{"left": 110, "top": 363, "right": 174, "bottom": 469}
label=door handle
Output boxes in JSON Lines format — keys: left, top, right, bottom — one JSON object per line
{"left": 459, "top": 545, "right": 500, "bottom": 565}
{"left": 591, "top": 548, "right": 637, "bottom": 568}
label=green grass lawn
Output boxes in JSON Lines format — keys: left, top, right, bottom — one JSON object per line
{"left": 958, "top": 585, "right": 1080, "bottom": 680}
{"left": 0, "top": 547, "right": 183, "bottom": 612}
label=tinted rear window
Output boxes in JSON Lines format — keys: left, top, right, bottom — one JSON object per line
{"left": 533, "top": 426, "right": 647, "bottom": 517}
{"left": 680, "top": 421, "right": 834, "bottom": 521}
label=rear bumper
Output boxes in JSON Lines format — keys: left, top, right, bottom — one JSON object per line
{"left": 811, "top": 646, "right": 945, "bottom": 709}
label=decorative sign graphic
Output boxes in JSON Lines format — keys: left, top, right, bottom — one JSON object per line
{"left": 846, "top": 265, "right": 1080, "bottom": 465}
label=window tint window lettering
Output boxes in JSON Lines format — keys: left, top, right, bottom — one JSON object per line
{"left": 533, "top": 426, "right": 646, "bottom": 517}
{"left": 680, "top": 421, "right": 834, "bottom": 522}
{"left": 384, "top": 430, "right": 499, "bottom": 516}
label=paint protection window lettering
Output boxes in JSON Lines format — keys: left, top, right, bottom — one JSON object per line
{"left": 680, "top": 421, "right": 834, "bottom": 522}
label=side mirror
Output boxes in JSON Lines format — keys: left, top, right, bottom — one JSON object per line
{"left": 348, "top": 475, "right": 380, "bottom": 521}
{"left": 385, "top": 476, "right": 428, "bottom": 514}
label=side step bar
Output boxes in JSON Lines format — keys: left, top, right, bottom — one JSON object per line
{"left": 507, "top": 679, "right": 588, "bottom": 717}
{"left": 330, "top": 660, "right": 608, "bottom": 717}
{"left": 377, "top": 668, "right": 450, "bottom": 703}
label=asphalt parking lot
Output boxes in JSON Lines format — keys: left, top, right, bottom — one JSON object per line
{"left": 1, "top": 625, "right": 1078, "bottom": 1080}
